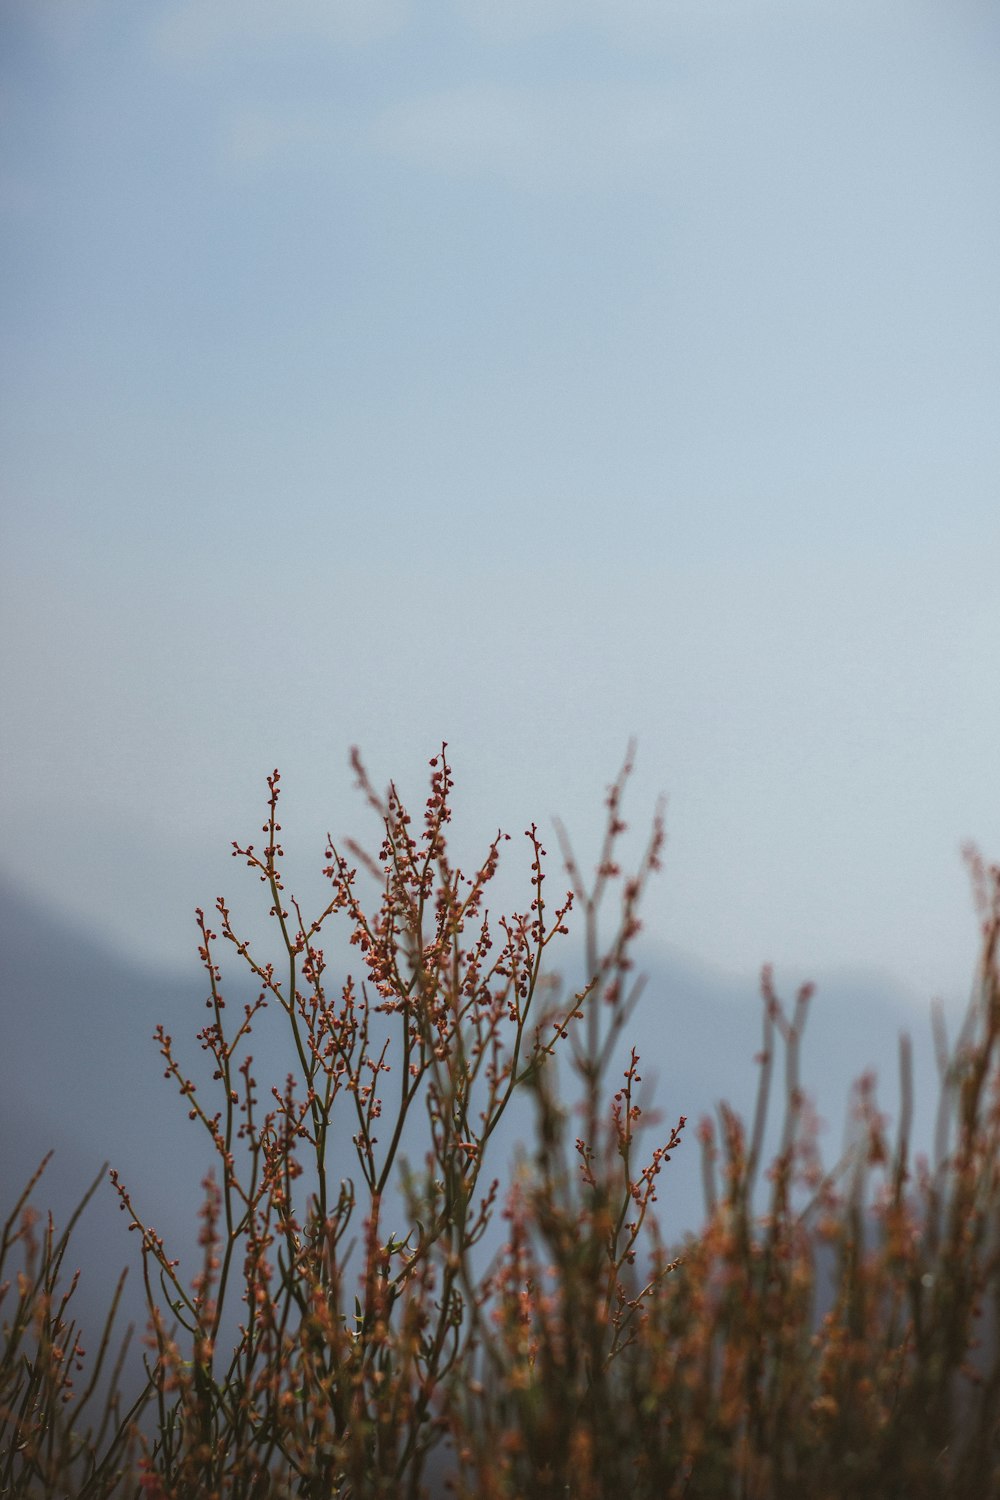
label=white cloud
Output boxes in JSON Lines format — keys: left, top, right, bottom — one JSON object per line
{"left": 369, "top": 81, "right": 681, "bottom": 193}
{"left": 217, "top": 79, "right": 682, "bottom": 193}
{"left": 153, "top": 0, "right": 411, "bottom": 62}
{"left": 222, "top": 104, "right": 347, "bottom": 168}
{"left": 452, "top": 0, "right": 864, "bottom": 45}
{"left": 449, "top": 0, "right": 576, "bottom": 43}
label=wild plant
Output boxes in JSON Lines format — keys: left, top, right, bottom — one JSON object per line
{"left": 105, "top": 744, "right": 668, "bottom": 1499}
{"left": 2, "top": 748, "right": 999, "bottom": 1497}
{"left": 0, "top": 1155, "right": 143, "bottom": 1496}
{"left": 454, "top": 855, "right": 1000, "bottom": 1498}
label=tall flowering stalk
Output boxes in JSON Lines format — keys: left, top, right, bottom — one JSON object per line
{"left": 107, "top": 744, "right": 662, "bottom": 1498}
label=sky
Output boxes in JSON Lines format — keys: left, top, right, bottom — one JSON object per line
{"left": 1, "top": 0, "right": 999, "bottom": 1019}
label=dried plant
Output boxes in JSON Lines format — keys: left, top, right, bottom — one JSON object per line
{"left": 3, "top": 748, "right": 1000, "bottom": 1497}
{"left": 0, "top": 1156, "right": 144, "bottom": 1496}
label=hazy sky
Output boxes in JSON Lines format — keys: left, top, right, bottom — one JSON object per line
{"left": 2, "top": 0, "right": 998, "bottom": 1014}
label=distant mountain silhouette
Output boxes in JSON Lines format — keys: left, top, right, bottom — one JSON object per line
{"left": 1, "top": 872, "right": 954, "bottom": 1396}
{"left": 0, "top": 873, "right": 220, "bottom": 1395}
{"left": 619, "top": 945, "right": 946, "bottom": 1235}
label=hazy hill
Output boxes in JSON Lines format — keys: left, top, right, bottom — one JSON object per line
{"left": 1, "top": 872, "right": 954, "bottom": 1391}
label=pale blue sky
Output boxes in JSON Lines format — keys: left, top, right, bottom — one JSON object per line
{"left": 2, "top": 0, "right": 998, "bottom": 1012}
